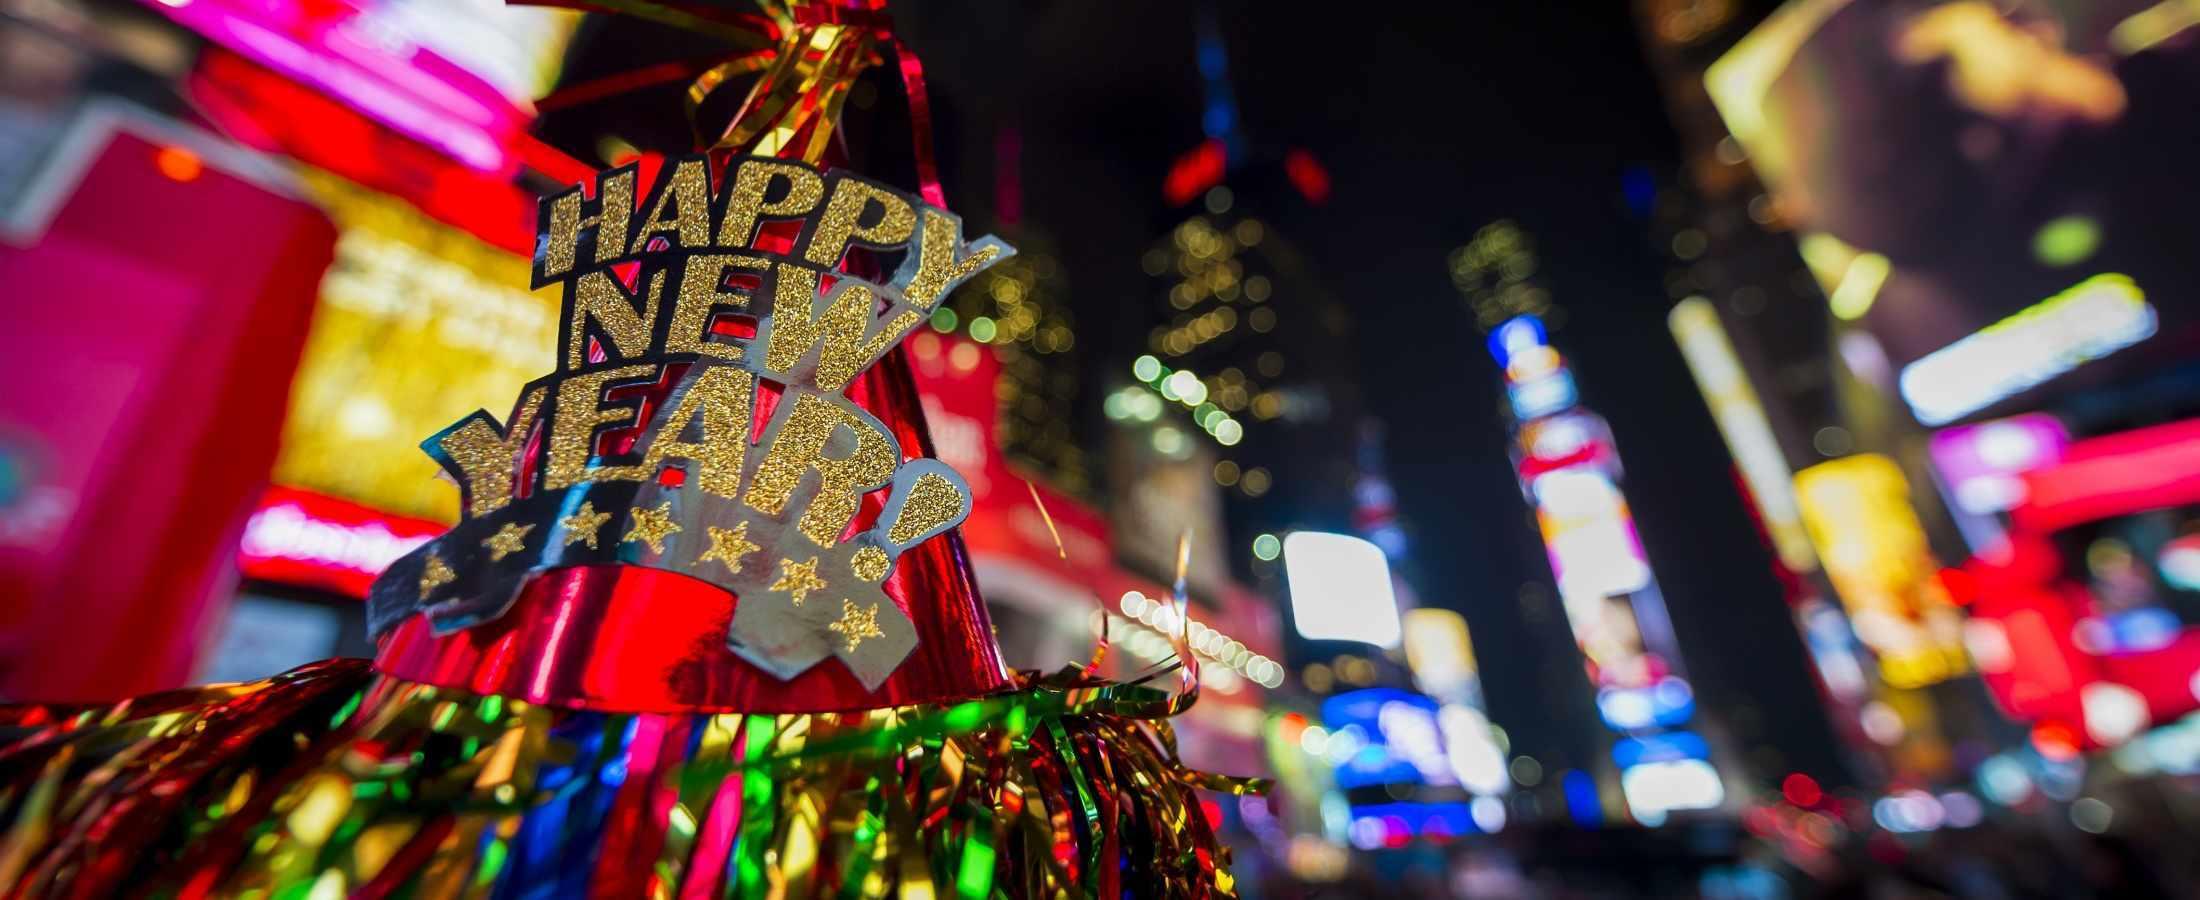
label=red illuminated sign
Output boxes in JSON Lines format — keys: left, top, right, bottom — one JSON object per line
{"left": 190, "top": 51, "right": 540, "bottom": 255}
{"left": 1164, "top": 140, "right": 1228, "bottom": 207}
{"left": 2015, "top": 418, "right": 2200, "bottom": 535}
{"left": 1962, "top": 417, "right": 2200, "bottom": 749}
{"left": 237, "top": 486, "right": 445, "bottom": 599}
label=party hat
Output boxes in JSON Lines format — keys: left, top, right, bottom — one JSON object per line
{"left": 0, "top": 3, "right": 1256, "bottom": 896}
{"left": 369, "top": 153, "right": 1017, "bottom": 714}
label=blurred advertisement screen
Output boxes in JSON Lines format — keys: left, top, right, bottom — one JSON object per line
{"left": 1794, "top": 454, "right": 1971, "bottom": 687}
{"left": 1708, "top": 0, "right": 2199, "bottom": 423}
{"left": 270, "top": 169, "right": 557, "bottom": 524}
{"left": 0, "top": 107, "right": 337, "bottom": 698}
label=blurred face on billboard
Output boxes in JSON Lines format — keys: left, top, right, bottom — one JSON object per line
{"left": 1710, "top": 0, "right": 2198, "bottom": 417}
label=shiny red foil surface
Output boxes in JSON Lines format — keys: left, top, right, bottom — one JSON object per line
{"left": 375, "top": 351, "right": 1011, "bottom": 714}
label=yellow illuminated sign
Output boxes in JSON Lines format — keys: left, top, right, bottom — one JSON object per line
{"left": 1402, "top": 608, "right": 1477, "bottom": 699}
{"left": 1794, "top": 454, "right": 1968, "bottom": 688}
{"left": 271, "top": 170, "right": 558, "bottom": 523}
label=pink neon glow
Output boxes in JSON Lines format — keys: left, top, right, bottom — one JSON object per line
{"left": 2015, "top": 418, "right": 2200, "bottom": 534}
{"left": 141, "top": 0, "right": 525, "bottom": 173}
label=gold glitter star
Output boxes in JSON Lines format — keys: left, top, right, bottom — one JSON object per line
{"left": 827, "top": 599, "right": 884, "bottom": 653}
{"left": 770, "top": 556, "right": 828, "bottom": 606}
{"left": 480, "top": 523, "right": 535, "bottom": 562}
{"left": 560, "top": 502, "right": 612, "bottom": 548}
{"left": 699, "top": 522, "right": 759, "bottom": 574}
{"left": 623, "top": 501, "right": 682, "bottom": 553}
{"left": 418, "top": 553, "right": 456, "bottom": 596}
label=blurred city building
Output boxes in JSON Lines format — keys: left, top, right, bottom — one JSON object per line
{"left": 1121, "top": 179, "right": 1360, "bottom": 589}
{"left": 1485, "top": 299, "right": 1743, "bottom": 826}
{"left": 19, "top": 0, "right": 2200, "bottom": 892}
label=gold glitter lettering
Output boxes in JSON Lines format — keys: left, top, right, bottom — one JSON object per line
{"left": 849, "top": 545, "right": 890, "bottom": 583}
{"left": 902, "top": 210, "right": 1002, "bottom": 310}
{"left": 640, "top": 365, "right": 753, "bottom": 498}
{"left": 545, "top": 363, "right": 654, "bottom": 490}
{"left": 627, "top": 157, "right": 714, "bottom": 253}
{"left": 886, "top": 472, "right": 968, "bottom": 545}
{"left": 538, "top": 167, "right": 636, "bottom": 282}
{"left": 762, "top": 263, "right": 921, "bottom": 392}
{"left": 435, "top": 386, "right": 547, "bottom": 518}
{"left": 801, "top": 177, "right": 915, "bottom": 268}
{"left": 564, "top": 268, "right": 667, "bottom": 370}
{"left": 743, "top": 392, "right": 896, "bottom": 548}
{"left": 665, "top": 254, "right": 768, "bottom": 361}
{"left": 718, "top": 160, "right": 824, "bottom": 250}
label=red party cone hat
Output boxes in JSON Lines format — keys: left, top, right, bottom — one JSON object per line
{"left": 0, "top": 4, "right": 1256, "bottom": 896}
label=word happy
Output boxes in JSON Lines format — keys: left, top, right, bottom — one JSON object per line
{"left": 366, "top": 156, "right": 1011, "bottom": 690}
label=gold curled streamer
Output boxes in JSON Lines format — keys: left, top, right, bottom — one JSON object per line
{"left": 1165, "top": 528, "right": 1202, "bottom": 711}
{"left": 518, "top": 0, "right": 879, "bottom": 170}
{"left": 682, "top": 51, "right": 778, "bottom": 150}
{"left": 1024, "top": 478, "right": 1115, "bottom": 679}
{"left": 717, "top": 21, "right": 870, "bottom": 157}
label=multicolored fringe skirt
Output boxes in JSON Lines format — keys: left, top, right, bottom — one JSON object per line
{"left": 0, "top": 659, "right": 1251, "bottom": 898}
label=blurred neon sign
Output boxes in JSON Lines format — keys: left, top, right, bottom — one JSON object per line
{"left": 1284, "top": 531, "right": 1402, "bottom": 647}
{"left": 1929, "top": 414, "right": 2071, "bottom": 517}
{"left": 1899, "top": 274, "right": 2155, "bottom": 425}
{"left": 2015, "top": 417, "right": 2200, "bottom": 535}
{"left": 1535, "top": 469, "right": 1652, "bottom": 602}
{"left": 1324, "top": 689, "right": 1452, "bottom": 790}
{"left": 144, "top": 0, "right": 556, "bottom": 174}
{"left": 1959, "top": 418, "right": 2200, "bottom": 748}
{"left": 1794, "top": 455, "right": 1969, "bottom": 688}
{"left": 1402, "top": 608, "right": 1479, "bottom": 704}
{"left": 1491, "top": 315, "right": 1580, "bottom": 420}
{"left": 1621, "top": 758, "right": 1724, "bottom": 822}
{"left": 1670, "top": 298, "right": 1816, "bottom": 573}
{"left": 1507, "top": 329, "right": 1707, "bottom": 746}
{"left": 237, "top": 486, "right": 442, "bottom": 598}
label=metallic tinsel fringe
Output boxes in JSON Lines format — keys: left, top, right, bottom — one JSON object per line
{"left": 0, "top": 659, "right": 1253, "bottom": 898}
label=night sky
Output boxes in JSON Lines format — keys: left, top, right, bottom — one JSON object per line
{"left": 553, "top": 1, "right": 1849, "bottom": 785}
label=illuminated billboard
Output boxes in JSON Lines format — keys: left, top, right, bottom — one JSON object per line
{"left": 1283, "top": 531, "right": 1402, "bottom": 647}
{"left": 1928, "top": 413, "right": 2071, "bottom": 554}
{"left": 270, "top": 170, "right": 559, "bottom": 524}
{"left": 1669, "top": 298, "right": 1816, "bottom": 573}
{"left": 1794, "top": 454, "right": 1970, "bottom": 688}
{"left": 1320, "top": 688, "right": 1502, "bottom": 843}
{"left": 1536, "top": 469, "right": 1653, "bottom": 605}
{"left": 1958, "top": 417, "right": 2200, "bottom": 749}
{"left": 1499, "top": 315, "right": 1708, "bottom": 752}
{"left": 1708, "top": 0, "right": 2196, "bottom": 424}
{"left": 1402, "top": 608, "right": 1479, "bottom": 705}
